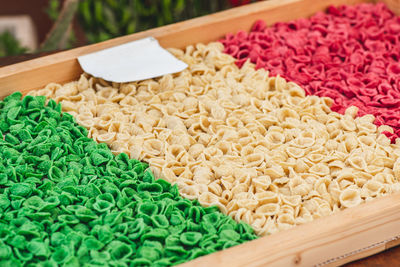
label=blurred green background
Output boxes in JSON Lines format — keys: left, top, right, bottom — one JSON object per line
{"left": 0, "top": 0, "right": 262, "bottom": 57}
{"left": 77, "top": 0, "right": 230, "bottom": 43}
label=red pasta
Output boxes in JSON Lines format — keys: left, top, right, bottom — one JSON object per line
{"left": 221, "top": 3, "right": 400, "bottom": 142}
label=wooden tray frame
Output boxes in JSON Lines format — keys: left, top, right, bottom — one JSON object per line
{"left": 1, "top": 0, "right": 400, "bottom": 266}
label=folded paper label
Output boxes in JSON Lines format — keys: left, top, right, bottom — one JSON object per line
{"left": 77, "top": 37, "right": 188, "bottom": 83}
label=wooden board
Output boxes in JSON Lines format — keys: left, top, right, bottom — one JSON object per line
{"left": 1, "top": 0, "right": 400, "bottom": 266}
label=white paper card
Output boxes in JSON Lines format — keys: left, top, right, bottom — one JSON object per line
{"left": 77, "top": 37, "right": 188, "bottom": 83}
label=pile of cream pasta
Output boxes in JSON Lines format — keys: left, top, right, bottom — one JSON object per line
{"left": 30, "top": 42, "right": 400, "bottom": 236}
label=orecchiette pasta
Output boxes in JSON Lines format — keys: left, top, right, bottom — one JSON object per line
{"left": 30, "top": 42, "right": 400, "bottom": 236}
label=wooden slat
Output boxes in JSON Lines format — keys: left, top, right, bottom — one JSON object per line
{"left": 179, "top": 193, "right": 400, "bottom": 267}
{"left": 0, "top": 0, "right": 369, "bottom": 97}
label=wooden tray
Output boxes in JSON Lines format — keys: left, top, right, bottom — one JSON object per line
{"left": 1, "top": 0, "right": 400, "bottom": 266}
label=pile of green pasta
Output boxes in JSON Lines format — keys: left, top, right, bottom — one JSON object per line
{"left": 0, "top": 93, "right": 257, "bottom": 266}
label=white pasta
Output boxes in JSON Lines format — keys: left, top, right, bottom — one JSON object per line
{"left": 30, "top": 42, "right": 400, "bottom": 236}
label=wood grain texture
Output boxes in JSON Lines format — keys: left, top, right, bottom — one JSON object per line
{"left": 0, "top": 0, "right": 369, "bottom": 97}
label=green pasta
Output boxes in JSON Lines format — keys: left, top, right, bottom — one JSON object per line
{"left": 0, "top": 92, "right": 257, "bottom": 266}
